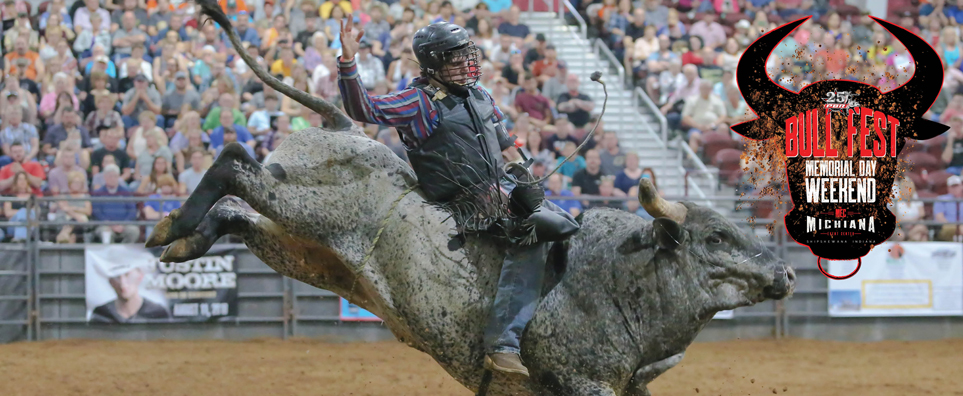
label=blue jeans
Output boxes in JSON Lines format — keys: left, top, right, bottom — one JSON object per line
{"left": 7, "top": 208, "right": 34, "bottom": 241}
{"left": 483, "top": 176, "right": 575, "bottom": 354}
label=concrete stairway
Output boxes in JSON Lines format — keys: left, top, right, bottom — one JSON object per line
{"left": 522, "top": 11, "right": 722, "bottom": 208}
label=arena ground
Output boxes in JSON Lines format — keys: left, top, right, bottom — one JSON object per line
{"left": 0, "top": 338, "right": 960, "bottom": 395}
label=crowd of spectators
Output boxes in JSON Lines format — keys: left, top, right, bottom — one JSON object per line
{"left": 0, "top": 0, "right": 958, "bottom": 243}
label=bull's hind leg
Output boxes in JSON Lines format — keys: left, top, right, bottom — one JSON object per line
{"left": 624, "top": 352, "right": 685, "bottom": 396}
{"left": 159, "top": 196, "right": 377, "bottom": 308}
{"left": 147, "top": 143, "right": 277, "bottom": 248}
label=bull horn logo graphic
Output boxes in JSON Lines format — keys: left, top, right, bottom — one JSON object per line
{"left": 732, "top": 16, "right": 949, "bottom": 279}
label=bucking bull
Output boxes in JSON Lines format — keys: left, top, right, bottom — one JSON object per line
{"left": 145, "top": 1, "right": 796, "bottom": 394}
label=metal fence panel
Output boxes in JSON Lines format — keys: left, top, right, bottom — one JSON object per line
{"left": 0, "top": 245, "right": 29, "bottom": 342}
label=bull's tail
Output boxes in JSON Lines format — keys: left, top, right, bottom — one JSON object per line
{"left": 196, "top": 0, "right": 354, "bottom": 130}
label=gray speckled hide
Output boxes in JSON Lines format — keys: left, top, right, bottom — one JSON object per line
{"left": 147, "top": 125, "right": 795, "bottom": 396}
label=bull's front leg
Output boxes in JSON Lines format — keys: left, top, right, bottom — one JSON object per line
{"left": 624, "top": 352, "right": 685, "bottom": 396}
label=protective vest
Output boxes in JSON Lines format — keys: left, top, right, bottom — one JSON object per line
{"left": 405, "top": 82, "right": 513, "bottom": 204}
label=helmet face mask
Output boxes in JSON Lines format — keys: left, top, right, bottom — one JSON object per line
{"left": 432, "top": 42, "right": 481, "bottom": 87}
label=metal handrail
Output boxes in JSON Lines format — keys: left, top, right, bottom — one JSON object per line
{"left": 559, "top": 0, "right": 586, "bottom": 36}
{"left": 633, "top": 87, "right": 668, "bottom": 144}
{"left": 593, "top": 38, "right": 625, "bottom": 86}
{"left": 678, "top": 139, "right": 716, "bottom": 203}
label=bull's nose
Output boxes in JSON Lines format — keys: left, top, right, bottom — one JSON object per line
{"left": 786, "top": 266, "right": 796, "bottom": 283}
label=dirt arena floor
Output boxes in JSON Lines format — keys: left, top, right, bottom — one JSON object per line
{"left": 1, "top": 338, "right": 961, "bottom": 396}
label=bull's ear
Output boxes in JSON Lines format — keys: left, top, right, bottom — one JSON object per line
{"left": 652, "top": 218, "right": 686, "bottom": 251}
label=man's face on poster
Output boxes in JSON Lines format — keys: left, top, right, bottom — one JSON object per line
{"left": 108, "top": 268, "right": 144, "bottom": 301}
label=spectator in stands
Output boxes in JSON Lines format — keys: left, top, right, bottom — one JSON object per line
{"left": 91, "top": 128, "right": 132, "bottom": 181}
{"left": 355, "top": 40, "right": 386, "bottom": 90}
{"left": 127, "top": 110, "right": 167, "bottom": 159}
{"left": 47, "top": 145, "right": 89, "bottom": 194}
{"left": 74, "top": 14, "right": 112, "bottom": 57}
{"left": 906, "top": 223, "right": 930, "bottom": 242}
{"left": 722, "top": 84, "right": 750, "bottom": 125}
{"left": 554, "top": 141, "right": 586, "bottom": 179}
{"left": 500, "top": 49, "right": 525, "bottom": 88}
{"left": 111, "top": 12, "right": 148, "bottom": 63}
{"left": 142, "top": 174, "right": 181, "bottom": 236}
{"left": 43, "top": 108, "right": 91, "bottom": 165}
{"left": 681, "top": 80, "right": 726, "bottom": 153}
{"left": 174, "top": 130, "right": 213, "bottom": 174}
{"left": 514, "top": 72, "right": 553, "bottom": 128}
{"left": 588, "top": 176, "right": 625, "bottom": 209}
{"left": 689, "top": 12, "right": 726, "bottom": 50}
{"left": 179, "top": 149, "right": 209, "bottom": 195}
{"left": 556, "top": 73, "right": 594, "bottom": 130}
{"left": 0, "top": 106, "right": 39, "bottom": 167}
{"left": 626, "top": 24, "right": 657, "bottom": 73}
{"left": 2, "top": 77, "right": 39, "bottom": 126}
{"left": 53, "top": 170, "right": 91, "bottom": 243}
{"left": 248, "top": 94, "right": 285, "bottom": 137}
{"left": 598, "top": 131, "right": 626, "bottom": 177}
{"left": 943, "top": 116, "right": 963, "bottom": 175}
{"left": 85, "top": 93, "right": 124, "bottom": 146}
{"left": 90, "top": 154, "right": 130, "bottom": 191}
{"left": 132, "top": 130, "right": 173, "bottom": 191}
{"left": 624, "top": 185, "right": 653, "bottom": 219}
{"left": 5, "top": 36, "right": 43, "bottom": 80}
{"left": 0, "top": 142, "right": 44, "bottom": 194}
{"left": 572, "top": 148, "right": 605, "bottom": 207}
{"left": 3, "top": 171, "right": 33, "bottom": 241}
{"left": 614, "top": 151, "right": 641, "bottom": 194}
{"left": 643, "top": 34, "right": 678, "bottom": 80}
{"left": 39, "top": 72, "right": 80, "bottom": 121}
{"left": 203, "top": 93, "right": 246, "bottom": 131}
{"left": 110, "top": 0, "right": 147, "bottom": 32}
{"left": 214, "top": 125, "right": 257, "bottom": 159}
{"left": 523, "top": 34, "right": 547, "bottom": 69}
{"left": 935, "top": 175, "right": 963, "bottom": 224}
{"left": 546, "top": 173, "right": 581, "bottom": 216}
{"left": 92, "top": 164, "right": 140, "bottom": 243}
{"left": 891, "top": 176, "right": 925, "bottom": 223}
{"left": 74, "top": 0, "right": 111, "bottom": 33}
{"left": 545, "top": 117, "right": 579, "bottom": 157}
{"left": 497, "top": 6, "right": 532, "bottom": 46}
{"left": 160, "top": 71, "right": 200, "bottom": 129}
{"left": 211, "top": 110, "right": 255, "bottom": 151}
{"left": 521, "top": 129, "right": 555, "bottom": 165}
{"left": 121, "top": 74, "right": 162, "bottom": 128}
{"left": 531, "top": 45, "right": 561, "bottom": 84}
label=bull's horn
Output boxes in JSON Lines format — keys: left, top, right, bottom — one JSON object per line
{"left": 638, "top": 178, "right": 687, "bottom": 223}
{"left": 197, "top": 0, "right": 353, "bottom": 131}
{"left": 873, "top": 17, "right": 949, "bottom": 140}
{"left": 731, "top": 17, "right": 808, "bottom": 140}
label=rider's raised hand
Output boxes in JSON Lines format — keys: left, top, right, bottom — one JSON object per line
{"left": 340, "top": 17, "right": 365, "bottom": 62}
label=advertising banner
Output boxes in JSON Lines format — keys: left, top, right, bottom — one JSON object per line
{"left": 828, "top": 242, "right": 963, "bottom": 317}
{"left": 85, "top": 245, "right": 239, "bottom": 323}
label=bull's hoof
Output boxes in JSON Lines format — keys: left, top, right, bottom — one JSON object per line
{"left": 145, "top": 209, "right": 182, "bottom": 247}
{"left": 159, "top": 232, "right": 217, "bottom": 262}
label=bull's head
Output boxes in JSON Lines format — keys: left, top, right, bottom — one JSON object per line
{"left": 634, "top": 179, "right": 795, "bottom": 308}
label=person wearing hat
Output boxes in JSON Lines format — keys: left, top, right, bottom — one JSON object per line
{"left": 160, "top": 71, "right": 201, "bottom": 128}
{"left": 218, "top": 0, "right": 248, "bottom": 14}
{"left": 89, "top": 250, "right": 171, "bottom": 323}
{"left": 354, "top": 39, "right": 386, "bottom": 90}
{"left": 934, "top": 175, "right": 963, "bottom": 233}
{"left": 121, "top": 73, "right": 163, "bottom": 129}
{"left": 522, "top": 32, "right": 546, "bottom": 69}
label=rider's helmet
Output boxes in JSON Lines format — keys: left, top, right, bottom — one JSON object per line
{"left": 412, "top": 22, "right": 481, "bottom": 89}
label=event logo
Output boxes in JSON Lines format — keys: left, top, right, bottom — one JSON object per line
{"left": 733, "top": 17, "right": 949, "bottom": 280}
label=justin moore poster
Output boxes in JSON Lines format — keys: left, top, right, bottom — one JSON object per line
{"left": 732, "top": 16, "right": 949, "bottom": 267}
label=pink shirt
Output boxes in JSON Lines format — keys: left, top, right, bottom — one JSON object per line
{"left": 39, "top": 92, "right": 80, "bottom": 115}
{"left": 689, "top": 21, "right": 727, "bottom": 49}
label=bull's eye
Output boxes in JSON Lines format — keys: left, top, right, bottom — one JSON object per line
{"left": 707, "top": 233, "right": 724, "bottom": 245}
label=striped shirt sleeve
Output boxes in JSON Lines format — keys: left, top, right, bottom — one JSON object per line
{"left": 338, "top": 56, "right": 436, "bottom": 142}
